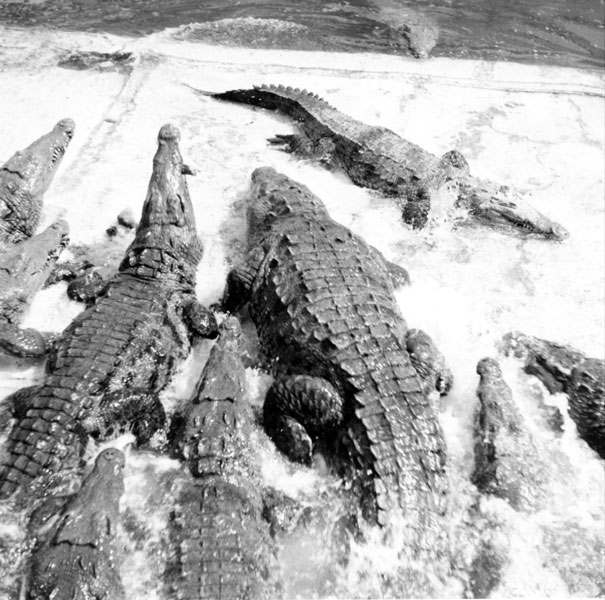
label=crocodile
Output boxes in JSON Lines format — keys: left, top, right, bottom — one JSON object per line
{"left": 166, "top": 316, "right": 282, "bottom": 600}
{"left": 25, "top": 447, "right": 126, "bottom": 600}
{"left": 470, "top": 356, "right": 605, "bottom": 596}
{"left": 0, "top": 124, "right": 218, "bottom": 499}
{"left": 470, "top": 357, "right": 550, "bottom": 512}
{"left": 501, "top": 331, "right": 605, "bottom": 459}
{"left": 0, "top": 220, "right": 70, "bottom": 358}
{"left": 200, "top": 85, "right": 568, "bottom": 240}
{"left": 221, "top": 165, "right": 448, "bottom": 564}
{"left": 0, "top": 119, "right": 75, "bottom": 244}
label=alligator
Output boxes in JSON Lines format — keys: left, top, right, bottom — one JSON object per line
{"left": 471, "top": 357, "right": 550, "bottom": 512}
{"left": 220, "top": 165, "right": 448, "bottom": 567}
{"left": 166, "top": 316, "right": 282, "bottom": 600}
{"left": 0, "top": 124, "right": 218, "bottom": 499}
{"left": 0, "top": 119, "right": 75, "bottom": 244}
{"left": 501, "top": 331, "right": 605, "bottom": 459}
{"left": 200, "top": 85, "right": 568, "bottom": 240}
{"left": 0, "top": 220, "right": 70, "bottom": 358}
{"left": 25, "top": 447, "right": 126, "bottom": 600}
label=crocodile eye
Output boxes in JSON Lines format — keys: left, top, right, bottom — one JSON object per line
{"left": 101, "top": 448, "right": 119, "bottom": 462}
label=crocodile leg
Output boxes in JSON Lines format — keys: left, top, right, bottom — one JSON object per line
{"left": 368, "top": 245, "right": 411, "bottom": 288}
{"left": 384, "top": 260, "right": 410, "bottom": 288}
{"left": 66, "top": 270, "right": 108, "bottom": 304}
{"left": 0, "top": 323, "right": 53, "bottom": 357}
{"left": 268, "top": 134, "right": 337, "bottom": 165}
{"left": 267, "top": 133, "right": 309, "bottom": 153}
{"left": 401, "top": 184, "right": 431, "bottom": 229}
{"left": 0, "top": 385, "right": 42, "bottom": 434}
{"left": 183, "top": 299, "right": 218, "bottom": 339}
{"left": 405, "top": 329, "right": 453, "bottom": 397}
{"left": 44, "top": 259, "right": 95, "bottom": 287}
{"left": 82, "top": 389, "right": 166, "bottom": 446}
{"left": 263, "top": 375, "right": 345, "bottom": 465}
{"left": 222, "top": 250, "right": 264, "bottom": 313}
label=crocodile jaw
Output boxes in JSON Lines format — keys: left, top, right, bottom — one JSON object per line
{"left": 1, "top": 118, "right": 75, "bottom": 199}
{"left": 463, "top": 184, "right": 569, "bottom": 241}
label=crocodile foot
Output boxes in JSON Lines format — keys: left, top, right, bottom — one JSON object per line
{"left": 82, "top": 388, "right": 166, "bottom": 446}
{"left": 0, "top": 324, "right": 52, "bottom": 358}
{"left": 264, "top": 375, "right": 345, "bottom": 465}
{"left": 406, "top": 328, "right": 453, "bottom": 398}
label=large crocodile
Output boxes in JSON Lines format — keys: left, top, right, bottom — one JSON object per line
{"left": 24, "top": 447, "right": 126, "bottom": 600}
{"left": 0, "top": 124, "right": 218, "bottom": 499}
{"left": 221, "top": 165, "right": 448, "bottom": 567}
{"left": 166, "top": 316, "right": 282, "bottom": 600}
{"left": 0, "top": 119, "right": 75, "bottom": 244}
{"left": 200, "top": 85, "right": 568, "bottom": 240}
{"left": 0, "top": 220, "right": 70, "bottom": 358}
{"left": 501, "top": 332, "right": 605, "bottom": 459}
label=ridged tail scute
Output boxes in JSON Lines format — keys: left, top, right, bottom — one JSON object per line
{"left": 120, "top": 124, "right": 203, "bottom": 282}
{"left": 209, "top": 84, "right": 333, "bottom": 118}
{"left": 0, "top": 401, "right": 84, "bottom": 500}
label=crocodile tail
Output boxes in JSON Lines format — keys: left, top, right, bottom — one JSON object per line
{"left": 207, "top": 84, "right": 332, "bottom": 120}
{"left": 0, "top": 407, "right": 83, "bottom": 500}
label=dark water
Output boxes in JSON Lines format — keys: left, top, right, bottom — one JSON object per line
{"left": 0, "top": 0, "right": 603, "bottom": 68}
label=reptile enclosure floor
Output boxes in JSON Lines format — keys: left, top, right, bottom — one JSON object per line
{"left": 0, "top": 25, "right": 603, "bottom": 599}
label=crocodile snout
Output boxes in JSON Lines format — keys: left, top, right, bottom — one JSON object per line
{"left": 97, "top": 447, "right": 126, "bottom": 471}
{"left": 50, "top": 218, "right": 70, "bottom": 237}
{"left": 55, "top": 118, "right": 75, "bottom": 139}
{"left": 550, "top": 222, "right": 570, "bottom": 241}
{"left": 158, "top": 123, "right": 180, "bottom": 142}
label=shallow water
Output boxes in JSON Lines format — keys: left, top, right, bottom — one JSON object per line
{"left": 0, "top": 0, "right": 603, "bottom": 68}
{"left": 0, "top": 13, "right": 604, "bottom": 600}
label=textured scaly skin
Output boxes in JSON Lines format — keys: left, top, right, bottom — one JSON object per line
{"left": 26, "top": 448, "right": 126, "bottom": 600}
{"left": 0, "top": 219, "right": 69, "bottom": 357}
{"left": 204, "top": 85, "right": 568, "bottom": 240}
{"left": 0, "top": 124, "right": 217, "bottom": 499}
{"left": 167, "top": 317, "right": 282, "bottom": 600}
{"left": 223, "top": 167, "right": 447, "bottom": 559}
{"left": 471, "top": 358, "right": 549, "bottom": 512}
{"left": 502, "top": 332, "right": 605, "bottom": 459}
{"left": 0, "top": 119, "right": 74, "bottom": 243}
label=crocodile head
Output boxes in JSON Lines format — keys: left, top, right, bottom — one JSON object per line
{"left": 120, "top": 124, "right": 202, "bottom": 284}
{"left": 460, "top": 181, "right": 569, "bottom": 241}
{"left": 54, "top": 448, "right": 125, "bottom": 547}
{"left": 500, "top": 331, "right": 585, "bottom": 394}
{"left": 248, "top": 166, "right": 330, "bottom": 243}
{"left": 0, "top": 219, "right": 69, "bottom": 320}
{"left": 0, "top": 119, "right": 75, "bottom": 239}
